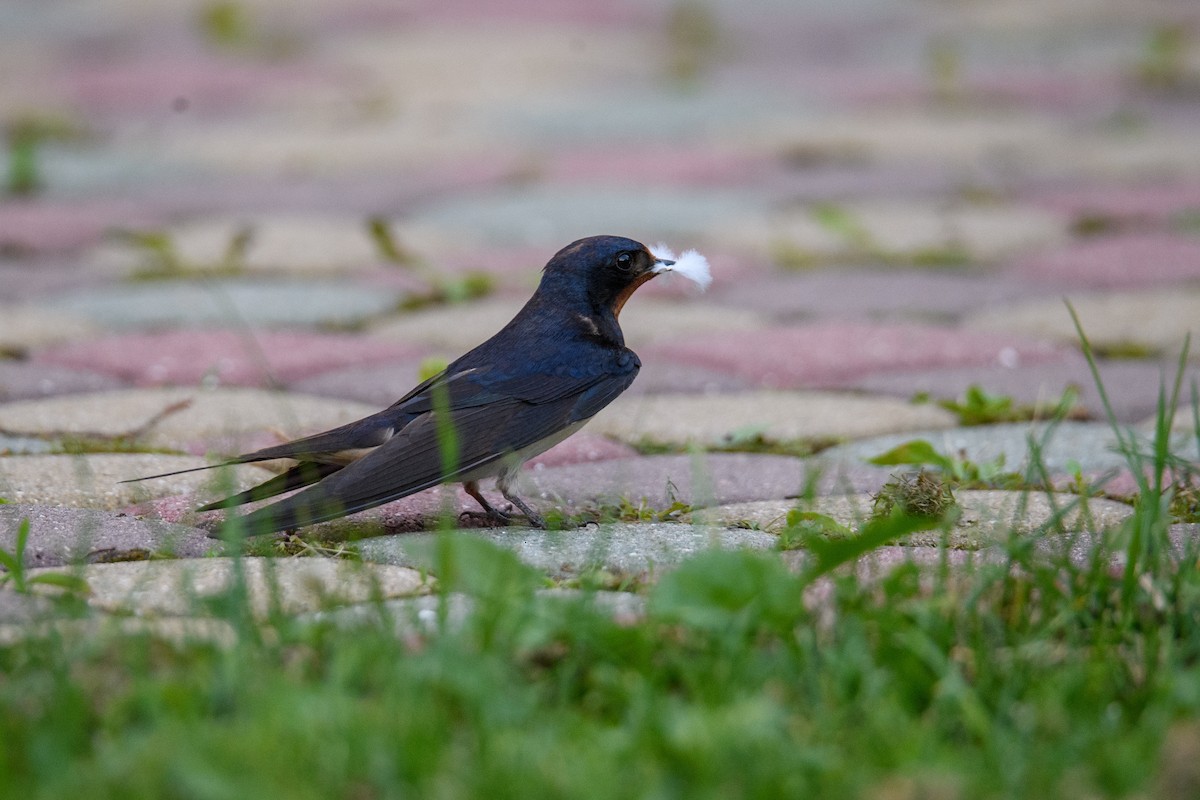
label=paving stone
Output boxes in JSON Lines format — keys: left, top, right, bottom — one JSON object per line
{"left": 357, "top": 522, "right": 776, "bottom": 580}
{"left": 588, "top": 390, "right": 957, "bottom": 448}
{"left": 0, "top": 261, "right": 108, "bottom": 304}
{"left": 0, "top": 617, "right": 239, "bottom": 649}
{"left": 778, "top": 545, "right": 981, "bottom": 581}
{"left": 229, "top": 454, "right": 809, "bottom": 536}
{"left": 0, "top": 198, "right": 155, "bottom": 254}
{"left": 0, "top": 305, "right": 99, "bottom": 353}
{"left": 525, "top": 433, "right": 639, "bottom": 469}
{"left": 90, "top": 215, "right": 392, "bottom": 277}
{"left": 65, "top": 53, "right": 323, "bottom": 115}
{"left": 815, "top": 421, "right": 1197, "bottom": 481}
{"left": 326, "top": 25, "right": 657, "bottom": 113}
{"left": 1010, "top": 234, "right": 1200, "bottom": 289}
{"left": 0, "top": 591, "right": 57, "bottom": 624}
{"left": 0, "top": 504, "right": 218, "bottom": 567}
{"left": 523, "top": 453, "right": 811, "bottom": 512}
{"left": 695, "top": 490, "right": 1134, "bottom": 549}
{"left": 1031, "top": 182, "right": 1200, "bottom": 223}
{"left": 745, "top": 110, "right": 1066, "bottom": 175}
{"left": 0, "top": 360, "right": 125, "bottom": 402}
{"left": 709, "top": 270, "right": 1036, "bottom": 320}
{"left": 152, "top": 114, "right": 503, "bottom": 177}
{"left": 490, "top": 87, "right": 804, "bottom": 149}
{"left": 850, "top": 357, "right": 1200, "bottom": 424}
{"left": 0, "top": 387, "right": 378, "bottom": 454}
{"left": 27, "top": 557, "right": 430, "bottom": 619}
{"left": 645, "top": 323, "right": 1070, "bottom": 389}
{"left": 307, "top": 589, "right": 646, "bottom": 635}
{"left": 35, "top": 330, "right": 423, "bottom": 388}
{"left": 304, "top": 593, "right": 475, "bottom": 635}
{"left": 40, "top": 279, "right": 403, "bottom": 329}
{"left": 0, "top": 434, "right": 55, "bottom": 455}
{"left": 965, "top": 289, "right": 1200, "bottom": 355}
{"left": 368, "top": 297, "right": 765, "bottom": 352}
{"left": 623, "top": 361, "right": 758, "bottom": 395}
{"left": 402, "top": 186, "right": 770, "bottom": 248}
{"left": 544, "top": 146, "right": 770, "bottom": 187}
{"left": 720, "top": 200, "right": 1066, "bottom": 262}
{"left": 287, "top": 359, "right": 433, "bottom": 406}
{"left": 0, "top": 454, "right": 271, "bottom": 511}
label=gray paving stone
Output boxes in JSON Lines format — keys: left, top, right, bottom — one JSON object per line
{"left": 720, "top": 200, "right": 1067, "bottom": 263}
{"left": 89, "top": 215, "right": 390, "bottom": 277}
{"left": 709, "top": 270, "right": 1035, "bottom": 320}
{"left": 357, "top": 522, "right": 776, "bottom": 579}
{"left": 27, "top": 557, "right": 430, "bottom": 619}
{"left": 588, "top": 391, "right": 956, "bottom": 447}
{"left": 623, "top": 361, "right": 757, "bottom": 396}
{"left": 849, "top": 357, "right": 1200, "bottom": 424}
{"left": 0, "top": 361, "right": 125, "bottom": 402}
{"left": 403, "top": 186, "right": 770, "bottom": 248}
{"left": 40, "top": 279, "right": 403, "bottom": 329}
{"left": 287, "top": 359, "right": 430, "bottom": 406}
{"left": 0, "top": 617, "right": 239, "bottom": 649}
{"left": 307, "top": 589, "right": 646, "bottom": 634}
{"left": 0, "top": 504, "right": 218, "bottom": 567}
{"left": 0, "top": 591, "right": 57, "bottom": 624}
{"left": 0, "top": 454, "right": 272, "bottom": 511}
{"left": 0, "top": 434, "right": 55, "bottom": 455}
{"left": 815, "top": 421, "right": 1197, "bottom": 480}
{"left": 522, "top": 453, "right": 811, "bottom": 512}
{"left": 696, "top": 490, "right": 1134, "bottom": 549}
{"left": 0, "top": 305, "right": 99, "bottom": 352}
{"left": 965, "top": 289, "right": 1200, "bottom": 355}
{"left": 0, "top": 387, "right": 377, "bottom": 454}
{"left": 646, "top": 323, "right": 1070, "bottom": 389}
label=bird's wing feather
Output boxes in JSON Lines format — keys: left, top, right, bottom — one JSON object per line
{"left": 233, "top": 365, "right": 637, "bottom": 533}
{"left": 195, "top": 462, "right": 344, "bottom": 511}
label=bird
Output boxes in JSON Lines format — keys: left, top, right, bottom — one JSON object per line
{"left": 125, "top": 235, "right": 710, "bottom": 536}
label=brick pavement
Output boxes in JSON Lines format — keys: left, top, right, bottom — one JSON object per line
{"left": 1, "top": 0, "right": 1198, "bottom": 621}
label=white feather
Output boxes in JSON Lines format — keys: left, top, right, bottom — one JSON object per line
{"left": 651, "top": 242, "right": 712, "bottom": 291}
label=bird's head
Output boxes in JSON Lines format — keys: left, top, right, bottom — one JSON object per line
{"left": 541, "top": 235, "right": 677, "bottom": 318}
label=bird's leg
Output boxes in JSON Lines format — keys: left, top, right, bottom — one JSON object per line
{"left": 463, "top": 481, "right": 512, "bottom": 526}
{"left": 501, "top": 490, "right": 547, "bottom": 530}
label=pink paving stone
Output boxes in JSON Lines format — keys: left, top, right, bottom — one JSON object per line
{"left": 1030, "top": 182, "right": 1200, "bottom": 222}
{"left": 525, "top": 433, "right": 638, "bottom": 469}
{"left": 643, "top": 323, "right": 1071, "bottom": 389}
{"left": 130, "top": 485, "right": 531, "bottom": 535}
{"left": 62, "top": 55, "right": 324, "bottom": 115}
{"left": 1011, "top": 234, "right": 1200, "bottom": 289}
{"left": 325, "top": 0, "right": 648, "bottom": 28}
{"left": 0, "top": 199, "right": 157, "bottom": 254}
{"left": 34, "top": 330, "right": 425, "bottom": 388}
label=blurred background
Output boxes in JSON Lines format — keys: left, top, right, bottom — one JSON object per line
{"left": 0, "top": 0, "right": 1199, "bottom": 420}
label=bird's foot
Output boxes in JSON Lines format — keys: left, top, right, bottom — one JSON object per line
{"left": 459, "top": 508, "right": 512, "bottom": 528}
{"left": 503, "top": 493, "right": 547, "bottom": 530}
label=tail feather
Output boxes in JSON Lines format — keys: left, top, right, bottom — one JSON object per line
{"left": 196, "top": 462, "right": 343, "bottom": 512}
{"left": 118, "top": 459, "right": 249, "bottom": 484}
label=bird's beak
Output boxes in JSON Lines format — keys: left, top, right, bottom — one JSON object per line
{"left": 651, "top": 257, "right": 676, "bottom": 275}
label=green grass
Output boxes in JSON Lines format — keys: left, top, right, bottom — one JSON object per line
{"left": 3, "top": 311, "right": 1200, "bottom": 797}
{"left": 2, "top": 504, "right": 1198, "bottom": 798}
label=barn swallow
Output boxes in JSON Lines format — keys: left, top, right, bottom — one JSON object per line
{"left": 126, "top": 235, "right": 707, "bottom": 535}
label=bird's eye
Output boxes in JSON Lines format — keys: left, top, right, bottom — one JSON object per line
{"left": 616, "top": 252, "right": 633, "bottom": 271}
